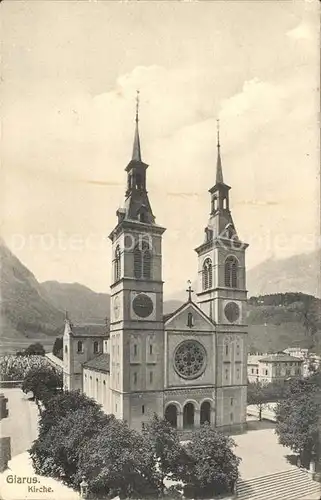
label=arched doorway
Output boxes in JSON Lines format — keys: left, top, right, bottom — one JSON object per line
{"left": 165, "top": 404, "right": 178, "bottom": 428}
{"left": 200, "top": 401, "right": 211, "bottom": 425}
{"left": 183, "top": 402, "right": 195, "bottom": 429}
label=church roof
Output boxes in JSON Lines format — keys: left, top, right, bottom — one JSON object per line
{"left": 70, "top": 324, "right": 109, "bottom": 338}
{"left": 163, "top": 300, "right": 216, "bottom": 326}
{"left": 83, "top": 353, "right": 110, "bottom": 373}
{"left": 259, "top": 354, "right": 303, "bottom": 363}
{"left": 132, "top": 90, "right": 142, "bottom": 162}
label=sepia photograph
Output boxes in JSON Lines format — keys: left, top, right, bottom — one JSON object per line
{"left": 0, "top": 0, "right": 320, "bottom": 499}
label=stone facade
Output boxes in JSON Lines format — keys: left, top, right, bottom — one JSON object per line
{"left": 63, "top": 112, "right": 248, "bottom": 433}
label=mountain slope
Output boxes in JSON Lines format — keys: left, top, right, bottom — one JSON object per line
{"left": 247, "top": 250, "right": 320, "bottom": 297}
{"left": 41, "top": 281, "right": 110, "bottom": 324}
{"left": 1, "top": 243, "right": 64, "bottom": 339}
{"left": 40, "top": 283, "right": 184, "bottom": 323}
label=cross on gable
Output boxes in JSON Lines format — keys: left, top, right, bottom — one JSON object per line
{"left": 186, "top": 280, "right": 194, "bottom": 302}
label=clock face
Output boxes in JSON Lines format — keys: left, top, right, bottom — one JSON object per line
{"left": 224, "top": 302, "right": 240, "bottom": 323}
{"left": 113, "top": 296, "right": 120, "bottom": 320}
{"left": 132, "top": 293, "right": 154, "bottom": 318}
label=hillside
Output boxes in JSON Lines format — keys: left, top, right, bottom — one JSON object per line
{"left": 246, "top": 250, "right": 320, "bottom": 298}
{"left": 41, "top": 281, "right": 110, "bottom": 324}
{"left": 0, "top": 242, "right": 64, "bottom": 340}
{"left": 2, "top": 242, "right": 320, "bottom": 355}
{"left": 247, "top": 293, "right": 321, "bottom": 354}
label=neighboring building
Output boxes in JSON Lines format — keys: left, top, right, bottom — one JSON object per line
{"left": 63, "top": 103, "right": 249, "bottom": 433}
{"left": 283, "top": 348, "right": 321, "bottom": 377}
{"left": 247, "top": 353, "right": 304, "bottom": 384}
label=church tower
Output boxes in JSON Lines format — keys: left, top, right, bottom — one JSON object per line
{"left": 195, "top": 122, "right": 248, "bottom": 431}
{"left": 108, "top": 94, "right": 166, "bottom": 430}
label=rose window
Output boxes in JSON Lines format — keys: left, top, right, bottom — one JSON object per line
{"left": 174, "top": 341, "right": 206, "bottom": 379}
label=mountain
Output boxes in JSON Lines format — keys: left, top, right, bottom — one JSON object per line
{"left": 246, "top": 293, "right": 321, "bottom": 354}
{"left": 1, "top": 242, "right": 64, "bottom": 341}
{"left": 2, "top": 241, "right": 321, "bottom": 355}
{"left": 41, "top": 281, "right": 110, "bottom": 324}
{"left": 40, "top": 284, "right": 183, "bottom": 323}
{"left": 246, "top": 250, "right": 320, "bottom": 298}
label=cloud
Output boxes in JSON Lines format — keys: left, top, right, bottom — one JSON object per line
{"left": 287, "top": 21, "right": 314, "bottom": 41}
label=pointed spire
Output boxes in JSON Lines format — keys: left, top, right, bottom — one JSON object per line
{"left": 132, "top": 90, "right": 142, "bottom": 162}
{"left": 216, "top": 119, "right": 224, "bottom": 184}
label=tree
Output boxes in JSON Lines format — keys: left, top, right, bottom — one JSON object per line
{"left": 52, "top": 337, "right": 63, "bottom": 360}
{"left": 142, "top": 414, "right": 188, "bottom": 494}
{"left": 180, "top": 424, "right": 241, "bottom": 498}
{"left": 30, "top": 405, "right": 114, "bottom": 487}
{"left": 76, "top": 418, "right": 160, "bottom": 498}
{"left": 22, "top": 366, "right": 62, "bottom": 414}
{"left": 247, "top": 380, "right": 287, "bottom": 421}
{"left": 24, "top": 343, "right": 46, "bottom": 356}
{"left": 275, "top": 377, "right": 321, "bottom": 467}
{"left": 38, "top": 390, "right": 99, "bottom": 436}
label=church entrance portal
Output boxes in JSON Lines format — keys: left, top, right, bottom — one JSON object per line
{"left": 165, "top": 404, "right": 178, "bottom": 428}
{"left": 200, "top": 401, "right": 211, "bottom": 425}
{"left": 183, "top": 402, "right": 195, "bottom": 429}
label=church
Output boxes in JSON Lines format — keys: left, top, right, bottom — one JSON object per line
{"left": 63, "top": 99, "right": 249, "bottom": 433}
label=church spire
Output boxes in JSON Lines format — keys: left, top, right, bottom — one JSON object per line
{"left": 216, "top": 119, "right": 224, "bottom": 184}
{"left": 132, "top": 90, "right": 142, "bottom": 162}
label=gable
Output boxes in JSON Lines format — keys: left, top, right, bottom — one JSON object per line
{"left": 165, "top": 302, "right": 215, "bottom": 332}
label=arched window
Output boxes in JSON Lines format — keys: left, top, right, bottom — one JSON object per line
{"left": 165, "top": 404, "right": 178, "bottom": 428}
{"left": 224, "top": 256, "right": 238, "bottom": 288}
{"left": 187, "top": 312, "right": 194, "bottom": 328}
{"left": 77, "top": 341, "right": 83, "bottom": 353}
{"left": 64, "top": 345, "right": 68, "bottom": 354}
{"left": 134, "top": 241, "right": 152, "bottom": 279}
{"left": 93, "top": 341, "right": 99, "bottom": 354}
{"left": 114, "top": 245, "right": 121, "bottom": 281}
{"left": 202, "top": 258, "right": 213, "bottom": 290}
{"left": 200, "top": 401, "right": 211, "bottom": 425}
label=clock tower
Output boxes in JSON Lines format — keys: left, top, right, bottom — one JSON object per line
{"left": 195, "top": 123, "right": 249, "bottom": 431}
{"left": 108, "top": 94, "right": 166, "bottom": 430}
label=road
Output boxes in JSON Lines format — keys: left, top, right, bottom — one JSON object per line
{"left": 0, "top": 388, "right": 39, "bottom": 457}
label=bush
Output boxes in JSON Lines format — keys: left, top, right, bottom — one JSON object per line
{"left": 52, "top": 337, "right": 63, "bottom": 360}
{"left": 275, "top": 376, "right": 321, "bottom": 467}
{"left": 38, "top": 390, "right": 100, "bottom": 436}
{"left": 75, "top": 418, "right": 160, "bottom": 498}
{"left": 180, "top": 424, "right": 240, "bottom": 498}
{"left": 22, "top": 365, "right": 62, "bottom": 413}
{"left": 30, "top": 405, "right": 114, "bottom": 487}
{"left": 0, "top": 355, "right": 54, "bottom": 381}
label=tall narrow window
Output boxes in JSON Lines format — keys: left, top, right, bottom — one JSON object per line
{"left": 187, "top": 312, "right": 194, "bottom": 328}
{"left": 142, "top": 405, "right": 145, "bottom": 414}
{"left": 114, "top": 245, "right": 121, "bottom": 281}
{"left": 225, "top": 256, "right": 238, "bottom": 288}
{"left": 149, "top": 371, "right": 153, "bottom": 384}
{"left": 77, "top": 341, "right": 83, "bottom": 353}
{"left": 93, "top": 341, "right": 99, "bottom": 354}
{"left": 134, "top": 344, "right": 137, "bottom": 356}
{"left": 225, "top": 344, "right": 229, "bottom": 356}
{"left": 133, "top": 372, "right": 137, "bottom": 385}
{"left": 142, "top": 242, "right": 151, "bottom": 279}
{"left": 149, "top": 344, "right": 153, "bottom": 355}
{"left": 134, "top": 245, "right": 142, "bottom": 278}
{"left": 133, "top": 241, "right": 152, "bottom": 279}
{"left": 202, "top": 258, "right": 213, "bottom": 290}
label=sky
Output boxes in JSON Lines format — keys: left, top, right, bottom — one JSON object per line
{"left": 2, "top": 0, "right": 320, "bottom": 297}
